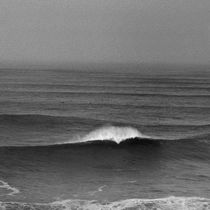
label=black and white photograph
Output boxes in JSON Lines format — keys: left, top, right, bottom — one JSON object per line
{"left": 0, "top": 0, "right": 210, "bottom": 209}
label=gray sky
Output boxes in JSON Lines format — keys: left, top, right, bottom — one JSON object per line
{"left": 0, "top": 0, "right": 209, "bottom": 66}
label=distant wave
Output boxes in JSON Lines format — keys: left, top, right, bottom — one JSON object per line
{"left": 2, "top": 84, "right": 210, "bottom": 90}
{"left": 0, "top": 114, "right": 96, "bottom": 127}
{"left": 1, "top": 114, "right": 210, "bottom": 128}
{"left": 0, "top": 196, "right": 209, "bottom": 210}
{"left": 2, "top": 89, "right": 210, "bottom": 97}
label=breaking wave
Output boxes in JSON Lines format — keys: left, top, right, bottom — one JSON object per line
{"left": 1, "top": 125, "right": 210, "bottom": 149}
{"left": 80, "top": 126, "right": 152, "bottom": 144}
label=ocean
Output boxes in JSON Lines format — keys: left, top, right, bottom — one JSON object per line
{"left": 0, "top": 68, "right": 210, "bottom": 209}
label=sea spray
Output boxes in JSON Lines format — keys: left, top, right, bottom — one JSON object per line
{"left": 81, "top": 126, "right": 150, "bottom": 144}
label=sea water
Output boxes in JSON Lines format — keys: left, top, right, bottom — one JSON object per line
{"left": 0, "top": 68, "right": 210, "bottom": 209}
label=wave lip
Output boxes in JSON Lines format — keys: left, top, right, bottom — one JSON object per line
{"left": 80, "top": 126, "right": 151, "bottom": 144}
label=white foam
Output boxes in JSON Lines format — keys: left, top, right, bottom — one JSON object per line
{"left": 54, "top": 196, "right": 210, "bottom": 210}
{"left": 88, "top": 185, "right": 106, "bottom": 196}
{"left": 0, "top": 196, "right": 209, "bottom": 210}
{"left": 0, "top": 180, "right": 19, "bottom": 196}
{"left": 81, "top": 125, "right": 150, "bottom": 144}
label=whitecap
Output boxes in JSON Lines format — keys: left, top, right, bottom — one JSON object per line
{"left": 80, "top": 125, "right": 150, "bottom": 144}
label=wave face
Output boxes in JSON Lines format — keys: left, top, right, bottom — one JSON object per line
{"left": 1, "top": 69, "right": 210, "bottom": 205}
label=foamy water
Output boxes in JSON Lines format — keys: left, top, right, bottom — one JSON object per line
{"left": 0, "top": 196, "right": 209, "bottom": 210}
{"left": 0, "top": 180, "right": 19, "bottom": 196}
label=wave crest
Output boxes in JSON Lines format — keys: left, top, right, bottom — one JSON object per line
{"left": 80, "top": 126, "right": 150, "bottom": 144}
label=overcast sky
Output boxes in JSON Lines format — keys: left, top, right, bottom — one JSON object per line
{"left": 0, "top": 0, "right": 209, "bottom": 66}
